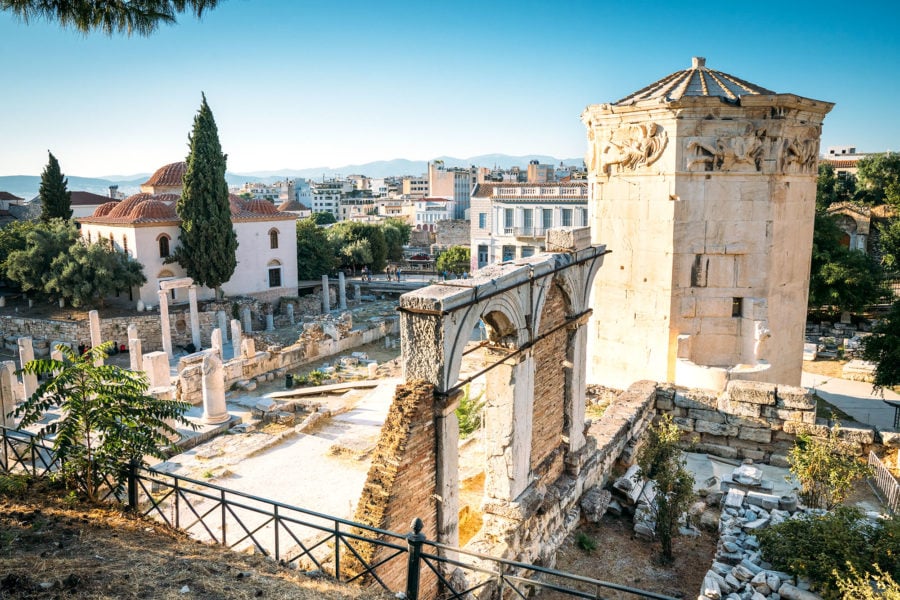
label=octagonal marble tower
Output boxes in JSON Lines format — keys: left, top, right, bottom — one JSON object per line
{"left": 583, "top": 57, "right": 833, "bottom": 390}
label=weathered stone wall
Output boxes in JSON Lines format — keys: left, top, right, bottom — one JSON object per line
{"left": 1, "top": 312, "right": 217, "bottom": 355}
{"left": 177, "top": 317, "right": 399, "bottom": 403}
{"left": 352, "top": 381, "right": 438, "bottom": 598}
{"left": 530, "top": 283, "right": 568, "bottom": 482}
{"left": 432, "top": 219, "right": 470, "bottom": 251}
{"left": 655, "top": 380, "right": 878, "bottom": 463}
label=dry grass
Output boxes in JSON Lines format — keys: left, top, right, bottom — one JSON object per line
{"left": 802, "top": 358, "right": 848, "bottom": 379}
{"left": 0, "top": 477, "right": 390, "bottom": 600}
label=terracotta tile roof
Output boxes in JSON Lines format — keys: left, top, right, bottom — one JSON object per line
{"left": 244, "top": 199, "right": 278, "bottom": 215}
{"left": 93, "top": 201, "right": 120, "bottom": 217}
{"left": 0, "top": 191, "right": 24, "bottom": 201}
{"left": 822, "top": 159, "right": 859, "bottom": 169}
{"left": 143, "top": 162, "right": 186, "bottom": 187}
{"left": 277, "top": 199, "right": 309, "bottom": 212}
{"left": 71, "top": 190, "right": 117, "bottom": 206}
{"left": 614, "top": 57, "right": 775, "bottom": 106}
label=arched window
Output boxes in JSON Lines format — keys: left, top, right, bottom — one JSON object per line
{"left": 267, "top": 259, "right": 282, "bottom": 288}
{"left": 158, "top": 235, "right": 170, "bottom": 258}
{"left": 269, "top": 229, "right": 279, "bottom": 249}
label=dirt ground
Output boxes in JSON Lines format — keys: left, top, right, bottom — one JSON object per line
{"left": 801, "top": 357, "right": 848, "bottom": 379}
{"left": 540, "top": 514, "right": 716, "bottom": 600}
{"left": 0, "top": 478, "right": 390, "bottom": 600}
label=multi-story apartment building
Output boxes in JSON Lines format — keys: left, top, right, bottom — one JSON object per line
{"left": 401, "top": 176, "right": 429, "bottom": 198}
{"left": 428, "top": 161, "right": 477, "bottom": 220}
{"left": 309, "top": 179, "right": 353, "bottom": 218}
{"left": 236, "top": 181, "right": 281, "bottom": 201}
{"left": 338, "top": 194, "right": 376, "bottom": 221}
{"left": 526, "top": 160, "right": 555, "bottom": 183}
{"left": 469, "top": 182, "right": 588, "bottom": 269}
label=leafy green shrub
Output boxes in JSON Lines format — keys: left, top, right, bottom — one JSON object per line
{"left": 456, "top": 384, "right": 485, "bottom": 439}
{"left": 835, "top": 564, "right": 900, "bottom": 600}
{"left": 788, "top": 425, "right": 872, "bottom": 509}
{"left": 575, "top": 531, "right": 596, "bottom": 552}
{"left": 757, "top": 507, "right": 889, "bottom": 598}
{"left": 636, "top": 414, "right": 695, "bottom": 563}
{"left": 871, "top": 513, "right": 900, "bottom": 578}
{"left": 0, "top": 474, "right": 30, "bottom": 498}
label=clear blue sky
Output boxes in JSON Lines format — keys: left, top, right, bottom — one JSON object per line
{"left": 1, "top": 0, "right": 898, "bottom": 177}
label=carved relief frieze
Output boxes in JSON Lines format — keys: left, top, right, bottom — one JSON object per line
{"left": 777, "top": 127, "right": 821, "bottom": 174}
{"left": 587, "top": 122, "right": 668, "bottom": 176}
{"left": 686, "top": 124, "right": 765, "bottom": 172}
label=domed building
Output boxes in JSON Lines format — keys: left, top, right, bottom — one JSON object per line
{"left": 78, "top": 162, "right": 298, "bottom": 306}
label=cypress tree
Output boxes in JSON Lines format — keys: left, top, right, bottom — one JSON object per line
{"left": 170, "top": 93, "right": 237, "bottom": 298}
{"left": 39, "top": 151, "right": 72, "bottom": 222}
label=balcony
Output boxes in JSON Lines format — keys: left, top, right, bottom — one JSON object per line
{"left": 512, "top": 227, "right": 546, "bottom": 240}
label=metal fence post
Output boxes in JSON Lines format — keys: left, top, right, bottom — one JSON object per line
{"left": 405, "top": 517, "right": 426, "bottom": 600}
{"left": 127, "top": 459, "right": 138, "bottom": 510}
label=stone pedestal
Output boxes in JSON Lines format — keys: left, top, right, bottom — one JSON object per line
{"left": 189, "top": 286, "right": 202, "bottom": 349}
{"left": 127, "top": 324, "right": 142, "bottom": 371}
{"left": 216, "top": 310, "right": 228, "bottom": 344}
{"left": 322, "top": 275, "right": 331, "bottom": 313}
{"left": 17, "top": 337, "right": 38, "bottom": 400}
{"left": 241, "top": 338, "right": 255, "bottom": 359}
{"left": 241, "top": 307, "right": 252, "bottom": 334}
{"left": 338, "top": 272, "right": 347, "bottom": 310}
{"left": 265, "top": 314, "right": 274, "bottom": 331}
{"left": 143, "top": 351, "right": 170, "bottom": 388}
{"left": 88, "top": 310, "right": 103, "bottom": 366}
{"left": 354, "top": 284, "right": 361, "bottom": 301}
{"left": 230, "top": 320, "right": 242, "bottom": 360}
{"left": 0, "top": 362, "right": 16, "bottom": 428}
{"left": 211, "top": 328, "right": 223, "bottom": 361}
{"left": 286, "top": 303, "right": 295, "bottom": 325}
{"left": 201, "top": 351, "right": 230, "bottom": 424}
{"left": 158, "top": 291, "right": 173, "bottom": 359}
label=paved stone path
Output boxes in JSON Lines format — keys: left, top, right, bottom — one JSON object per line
{"left": 801, "top": 371, "right": 900, "bottom": 431}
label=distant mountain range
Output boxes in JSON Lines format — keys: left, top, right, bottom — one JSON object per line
{"left": 0, "top": 154, "right": 582, "bottom": 200}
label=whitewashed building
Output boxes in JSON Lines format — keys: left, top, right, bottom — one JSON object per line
{"left": 78, "top": 162, "right": 298, "bottom": 306}
{"left": 469, "top": 182, "right": 588, "bottom": 269}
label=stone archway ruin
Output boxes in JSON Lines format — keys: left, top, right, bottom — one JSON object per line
{"left": 396, "top": 228, "right": 606, "bottom": 548}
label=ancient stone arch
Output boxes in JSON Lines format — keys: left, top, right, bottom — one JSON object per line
{"left": 398, "top": 228, "right": 606, "bottom": 547}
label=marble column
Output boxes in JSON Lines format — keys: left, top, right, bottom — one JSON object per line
{"left": 158, "top": 290, "right": 173, "bottom": 359}
{"left": 188, "top": 286, "right": 202, "bottom": 350}
{"left": 201, "top": 351, "right": 229, "bottom": 424}
{"left": 216, "top": 310, "right": 228, "bottom": 344}
{"left": 353, "top": 284, "right": 361, "bottom": 301}
{"left": 241, "top": 306, "right": 252, "bottom": 334}
{"left": 265, "top": 313, "right": 274, "bottom": 331}
{"left": 17, "top": 337, "right": 38, "bottom": 400}
{"left": 211, "top": 328, "right": 223, "bottom": 361}
{"left": 0, "top": 361, "right": 16, "bottom": 428}
{"left": 127, "top": 324, "right": 142, "bottom": 371}
{"left": 230, "top": 319, "right": 242, "bottom": 361}
{"left": 88, "top": 309, "right": 103, "bottom": 366}
{"left": 142, "top": 351, "right": 170, "bottom": 388}
{"left": 321, "top": 275, "right": 331, "bottom": 313}
{"left": 434, "top": 392, "right": 461, "bottom": 551}
{"left": 338, "top": 272, "right": 347, "bottom": 310}
{"left": 286, "top": 303, "right": 294, "bottom": 325}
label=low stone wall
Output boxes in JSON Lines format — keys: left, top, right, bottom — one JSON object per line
{"left": 177, "top": 317, "right": 399, "bottom": 404}
{"left": 655, "top": 380, "right": 878, "bottom": 463}
{"left": 1, "top": 312, "right": 217, "bottom": 356}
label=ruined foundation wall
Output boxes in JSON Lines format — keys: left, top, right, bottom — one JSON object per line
{"left": 654, "top": 380, "right": 877, "bottom": 463}
{"left": 0, "top": 312, "right": 216, "bottom": 355}
{"left": 352, "top": 381, "right": 439, "bottom": 597}
{"left": 177, "top": 318, "right": 399, "bottom": 403}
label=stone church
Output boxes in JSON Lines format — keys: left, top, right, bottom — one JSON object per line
{"left": 583, "top": 57, "right": 832, "bottom": 390}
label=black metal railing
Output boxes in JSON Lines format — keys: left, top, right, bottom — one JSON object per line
{"left": 1, "top": 426, "right": 677, "bottom": 600}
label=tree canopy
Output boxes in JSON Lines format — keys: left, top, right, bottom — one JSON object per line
{"left": 856, "top": 152, "right": 900, "bottom": 207}
{"left": 310, "top": 211, "right": 336, "bottom": 225}
{"left": 0, "top": 220, "right": 36, "bottom": 290}
{"left": 327, "top": 221, "right": 387, "bottom": 272}
{"left": 1, "top": 0, "right": 220, "bottom": 36}
{"left": 5, "top": 219, "right": 78, "bottom": 299}
{"left": 170, "top": 93, "right": 237, "bottom": 297}
{"left": 382, "top": 218, "right": 411, "bottom": 262}
{"left": 295, "top": 217, "right": 335, "bottom": 280}
{"left": 38, "top": 151, "right": 72, "bottom": 222}
{"left": 436, "top": 246, "right": 470, "bottom": 275}
{"left": 808, "top": 213, "right": 884, "bottom": 313}
{"left": 863, "top": 301, "right": 900, "bottom": 392}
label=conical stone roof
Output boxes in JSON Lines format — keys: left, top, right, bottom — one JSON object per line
{"left": 614, "top": 57, "right": 775, "bottom": 106}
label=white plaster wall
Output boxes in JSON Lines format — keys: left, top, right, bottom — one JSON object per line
{"left": 222, "top": 218, "right": 299, "bottom": 300}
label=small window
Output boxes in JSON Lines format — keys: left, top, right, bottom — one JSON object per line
{"left": 478, "top": 212, "right": 487, "bottom": 229}
{"left": 123, "top": 234, "right": 128, "bottom": 254}
{"left": 268, "top": 267, "right": 282, "bottom": 287}
{"left": 561, "top": 208, "right": 573, "bottom": 227}
{"left": 269, "top": 229, "right": 279, "bottom": 249}
{"left": 732, "top": 298, "right": 743, "bottom": 318}
{"left": 158, "top": 235, "right": 170, "bottom": 258}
